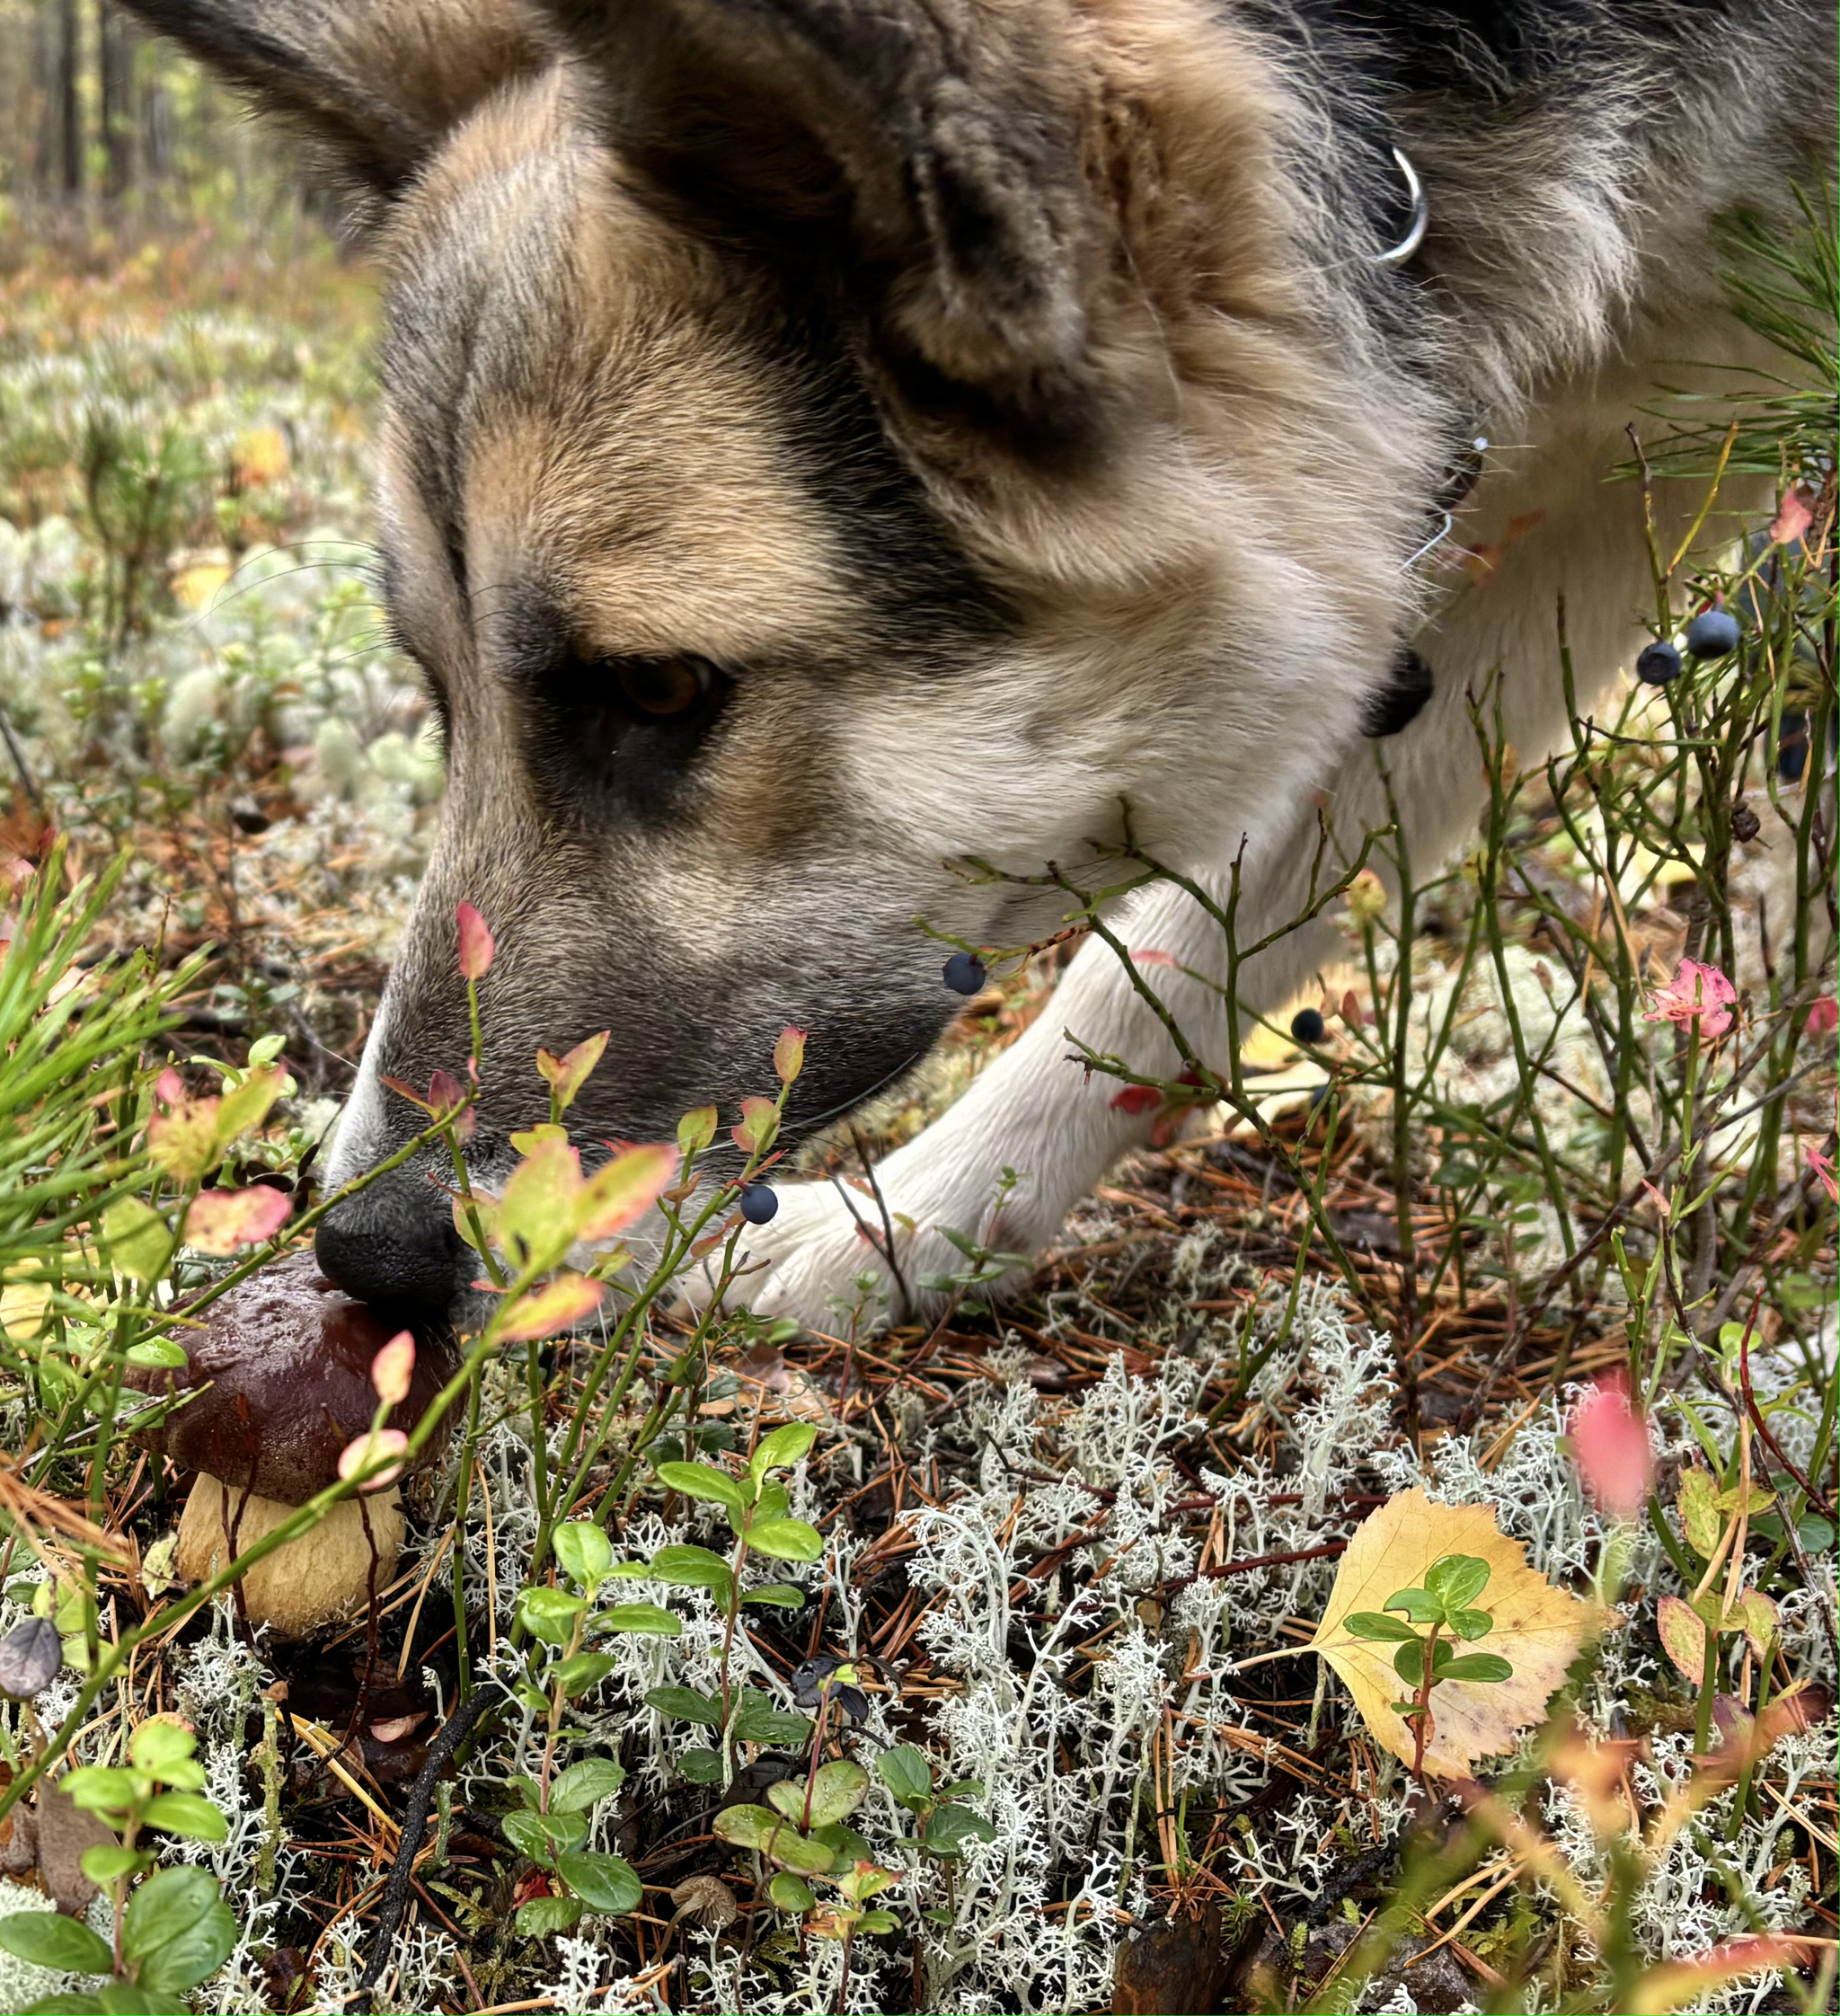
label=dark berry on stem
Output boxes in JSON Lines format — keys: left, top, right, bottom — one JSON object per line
{"left": 943, "top": 951, "right": 986, "bottom": 995}
{"left": 739, "top": 1182, "right": 779, "bottom": 1225}
{"left": 1635, "top": 641, "right": 1680, "bottom": 685}
{"left": 1290, "top": 1006, "right": 1327, "bottom": 1045}
{"left": 1685, "top": 609, "right": 1740, "bottom": 658}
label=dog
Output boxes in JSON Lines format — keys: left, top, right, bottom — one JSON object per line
{"left": 122, "top": 0, "right": 1834, "bottom": 1328}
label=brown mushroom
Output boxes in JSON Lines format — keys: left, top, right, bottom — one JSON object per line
{"left": 125, "top": 1251, "right": 457, "bottom": 1636}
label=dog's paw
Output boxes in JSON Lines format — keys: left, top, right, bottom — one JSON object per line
{"left": 700, "top": 1151, "right": 1058, "bottom": 1332}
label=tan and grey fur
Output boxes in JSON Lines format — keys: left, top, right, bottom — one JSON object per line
{"left": 122, "top": 0, "right": 1835, "bottom": 1322}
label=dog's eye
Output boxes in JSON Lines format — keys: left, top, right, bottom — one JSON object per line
{"left": 616, "top": 658, "right": 710, "bottom": 716}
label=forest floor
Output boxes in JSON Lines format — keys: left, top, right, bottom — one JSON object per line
{"left": 0, "top": 219, "right": 1834, "bottom": 2016}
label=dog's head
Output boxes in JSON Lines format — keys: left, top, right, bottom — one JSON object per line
{"left": 132, "top": 0, "right": 1420, "bottom": 1313}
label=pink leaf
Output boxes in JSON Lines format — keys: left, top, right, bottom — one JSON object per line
{"left": 1133, "top": 949, "right": 1179, "bottom": 969}
{"left": 773, "top": 1025, "right": 808, "bottom": 1087}
{"left": 370, "top": 1331, "right": 416, "bottom": 1408}
{"left": 1806, "top": 1144, "right": 1837, "bottom": 1204}
{"left": 495, "top": 1272, "right": 605, "bottom": 1342}
{"left": 1569, "top": 1373, "right": 1654, "bottom": 1521}
{"left": 730, "top": 1095, "right": 779, "bottom": 1157}
{"left": 1768, "top": 487, "right": 1814, "bottom": 548}
{"left": 535, "top": 1030, "right": 609, "bottom": 1116}
{"left": 181, "top": 1184, "right": 292, "bottom": 1256}
{"left": 1626, "top": 1935, "right": 1821, "bottom": 2015}
{"left": 1642, "top": 959, "right": 1736, "bottom": 1039}
{"left": 1806, "top": 995, "right": 1837, "bottom": 1036}
{"left": 1656, "top": 1595, "right": 1708, "bottom": 1687}
{"left": 338, "top": 1428, "right": 411, "bottom": 1492}
{"left": 456, "top": 902, "right": 495, "bottom": 981}
{"left": 154, "top": 1067, "right": 185, "bottom": 1106}
{"left": 577, "top": 1142, "right": 678, "bottom": 1241}
{"left": 1110, "top": 1085, "right": 1162, "bottom": 1115}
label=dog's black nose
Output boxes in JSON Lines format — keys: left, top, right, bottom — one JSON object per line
{"left": 314, "top": 1164, "right": 468, "bottom": 1316}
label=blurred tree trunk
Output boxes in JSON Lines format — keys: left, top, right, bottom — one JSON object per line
{"left": 101, "top": 5, "right": 137, "bottom": 202}
{"left": 57, "top": 0, "right": 83, "bottom": 199}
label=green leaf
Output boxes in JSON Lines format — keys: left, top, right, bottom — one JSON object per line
{"left": 1392, "top": 1640, "right": 1427, "bottom": 1689}
{"left": 80, "top": 1845, "right": 148, "bottom": 1886}
{"left": 804, "top": 1760, "right": 868, "bottom": 1828}
{"left": 1382, "top": 1587, "right": 1441, "bottom": 1623}
{"left": 655, "top": 1462, "right": 748, "bottom": 1514}
{"left": 1343, "top": 1612, "right": 1419, "bottom": 1643}
{"left": 548, "top": 1759, "right": 626, "bottom": 1814}
{"left": 923, "top": 1804, "right": 997, "bottom": 1855}
{"left": 102, "top": 1199, "right": 172, "bottom": 1284}
{"left": 556, "top": 1850, "right": 643, "bottom": 1916}
{"left": 644, "top": 1685, "right": 722, "bottom": 1727}
{"left": 1423, "top": 1554, "right": 1491, "bottom": 1612}
{"left": 750, "top": 1423, "right": 817, "bottom": 1480}
{"left": 518, "top": 1587, "right": 588, "bottom": 1645}
{"left": 876, "top": 1745, "right": 933, "bottom": 1807}
{"left": 97, "top": 1986, "right": 158, "bottom": 2015}
{"left": 503, "top": 1808, "right": 588, "bottom": 1862}
{"left": 677, "top": 1748, "right": 724, "bottom": 1785}
{"left": 648, "top": 1545, "right": 737, "bottom": 1594}
{"left": 553, "top": 1652, "right": 619, "bottom": 1697}
{"left": 744, "top": 1518, "right": 824, "bottom": 1563}
{"left": 752, "top": 1482, "right": 792, "bottom": 1525}
{"left": 58, "top": 1766, "right": 137, "bottom": 1817}
{"left": 740, "top": 1583, "right": 807, "bottom": 1609}
{"left": 552, "top": 1523, "right": 615, "bottom": 1592}
{"left": 730, "top": 1692, "right": 813, "bottom": 1746}
{"left": 122, "top": 1866, "right": 236, "bottom": 1995}
{"left": 808, "top": 1822, "right": 872, "bottom": 1863}
{"left": 767, "top": 1873, "right": 816, "bottom": 1913}
{"left": 140, "top": 1791, "right": 227, "bottom": 1844}
{"left": 604, "top": 1561, "right": 651, "bottom": 1580}
{"left": 0, "top": 1912, "right": 113, "bottom": 1976}
{"left": 123, "top": 1340, "right": 188, "bottom": 1371}
{"left": 712, "top": 1806, "right": 836, "bottom": 1875}
{"left": 1677, "top": 1465, "right": 1722, "bottom": 1559}
{"left": 1448, "top": 1606, "right": 1494, "bottom": 1641}
{"left": 592, "top": 1604, "right": 681, "bottom": 1638}
{"left": 127, "top": 1722, "right": 197, "bottom": 1775}
{"left": 516, "top": 1895, "right": 584, "bottom": 1939}
{"left": 856, "top": 1908, "right": 898, "bottom": 1935}
{"left": 1436, "top": 1651, "right": 1514, "bottom": 1684}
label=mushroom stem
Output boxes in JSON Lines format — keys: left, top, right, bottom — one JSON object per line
{"left": 175, "top": 1475, "right": 404, "bottom": 1638}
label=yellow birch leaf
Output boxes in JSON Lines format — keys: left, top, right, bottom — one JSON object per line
{"left": 1310, "top": 1488, "right": 1601, "bottom": 1777}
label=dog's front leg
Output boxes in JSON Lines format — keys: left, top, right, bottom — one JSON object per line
{"left": 725, "top": 867, "right": 1331, "bottom": 1331}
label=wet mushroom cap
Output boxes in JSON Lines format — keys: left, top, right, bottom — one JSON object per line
{"left": 124, "top": 1250, "right": 458, "bottom": 1506}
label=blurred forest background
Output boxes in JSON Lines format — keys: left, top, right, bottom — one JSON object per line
{"left": 0, "top": 0, "right": 332, "bottom": 245}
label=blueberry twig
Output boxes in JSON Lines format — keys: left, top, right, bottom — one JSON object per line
{"left": 353, "top": 1689, "right": 495, "bottom": 2006}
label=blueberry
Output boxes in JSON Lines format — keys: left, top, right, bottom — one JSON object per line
{"left": 1685, "top": 609, "right": 1741, "bottom": 659}
{"left": 1290, "top": 1006, "right": 1327, "bottom": 1045}
{"left": 1635, "top": 641, "right": 1680, "bottom": 685}
{"left": 739, "top": 1182, "right": 779, "bottom": 1225}
{"left": 942, "top": 951, "right": 987, "bottom": 995}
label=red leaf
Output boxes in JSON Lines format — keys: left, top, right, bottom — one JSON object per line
{"left": 456, "top": 902, "right": 495, "bottom": 980}
{"left": 1110, "top": 1085, "right": 1162, "bottom": 1115}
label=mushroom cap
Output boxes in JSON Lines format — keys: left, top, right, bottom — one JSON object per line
{"left": 125, "top": 1251, "right": 458, "bottom": 1506}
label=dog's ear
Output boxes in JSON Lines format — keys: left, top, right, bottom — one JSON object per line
{"left": 114, "top": 1, "right": 546, "bottom": 202}
{"left": 538, "top": 0, "right": 1102, "bottom": 434}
